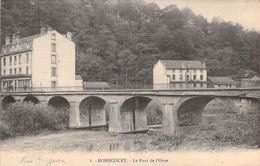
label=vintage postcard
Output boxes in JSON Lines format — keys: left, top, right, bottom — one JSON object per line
{"left": 0, "top": 0, "right": 259, "bottom": 165}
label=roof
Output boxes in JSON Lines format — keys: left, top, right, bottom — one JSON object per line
{"left": 83, "top": 82, "right": 110, "bottom": 88}
{"left": 19, "top": 34, "right": 42, "bottom": 43}
{"left": 208, "top": 77, "right": 237, "bottom": 85}
{"left": 75, "top": 75, "right": 83, "bottom": 80}
{"left": 1, "top": 33, "right": 43, "bottom": 55}
{"left": 159, "top": 60, "right": 206, "bottom": 69}
{"left": 250, "top": 76, "right": 260, "bottom": 81}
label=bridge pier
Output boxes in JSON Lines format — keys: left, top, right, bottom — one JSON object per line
{"left": 69, "top": 101, "right": 81, "bottom": 128}
{"left": 108, "top": 101, "right": 121, "bottom": 132}
{"left": 162, "top": 102, "right": 179, "bottom": 136}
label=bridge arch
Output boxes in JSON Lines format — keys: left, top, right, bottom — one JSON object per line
{"left": 2, "top": 96, "right": 16, "bottom": 110}
{"left": 79, "top": 96, "right": 108, "bottom": 128}
{"left": 23, "top": 95, "right": 40, "bottom": 104}
{"left": 120, "top": 96, "right": 153, "bottom": 132}
{"left": 176, "top": 96, "right": 215, "bottom": 126}
{"left": 48, "top": 96, "right": 70, "bottom": 127}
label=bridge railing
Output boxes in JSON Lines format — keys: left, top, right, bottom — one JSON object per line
{"left": 1, "top": 86, "right": 84, "bottom": 92}
{"left": 1, "top": 83, "right": 260, "bottom": 92}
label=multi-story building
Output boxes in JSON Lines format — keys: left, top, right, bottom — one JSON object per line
{"left": 0, "top": 27, "right": 82, "bottom": 91}
{"left": 153, "top": 60, "right": 207, "bottom": 89}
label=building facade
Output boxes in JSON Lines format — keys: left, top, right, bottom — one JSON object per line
{"left": 208, "top": 77, "right": 237, "bottom": 88}
{"left": 240, "top": 76, "right": 260, "bottom": 88}
{"left": 0, "top": 28, "right": 82, "bottom": 91}
{"left": 207, "top": 77, "right": 237, "bottom": 88}
{"left": 153, "top": 60, "right": 207, "bottom": 89}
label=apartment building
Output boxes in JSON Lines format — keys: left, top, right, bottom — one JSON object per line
{"left": 0, "top": 27, "right": 82, "bottom": 91}
{"left": 153, "top": 60, "right": 207, "bottom": 89}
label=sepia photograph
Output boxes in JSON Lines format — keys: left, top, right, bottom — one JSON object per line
{"left": 0, "top": 0, "right": 260, "bottom": 165}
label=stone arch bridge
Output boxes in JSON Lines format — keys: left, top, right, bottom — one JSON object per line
{"left": 1, "top": 88, "right": 260, "bottom": 136}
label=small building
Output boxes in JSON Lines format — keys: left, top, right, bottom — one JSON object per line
{"left": 207, "top": 77, "right": 237, "bottom": 88}
{"left": 153, "top": 60, "right": 207, "bottom": 89}
{"left": 240, "top": 76, "right": 260, "bottom": 88}
{"left": 83, "top": 82, "right": 110, "bottom": 90}
{"left": 0, "top": 27, "right": 79, "bottom": 91}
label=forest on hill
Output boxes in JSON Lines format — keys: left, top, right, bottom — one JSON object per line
{"left": 1, "top": 0, "right": 260, "bottom": 86}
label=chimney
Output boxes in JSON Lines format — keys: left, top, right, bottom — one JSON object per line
{"left": 5, "top": 36, "right": 10, "bottom": 45}
{"left": 47, "top": 27, "right": 52, "bottom": 32}
{"left": 67, "top": 32, "right": 72, "bottom": 40}
{"left": 40, "top": 27, "right": 46, "bottom": 34}
{"left": 16, "top": 34, "right": 20, "bottom": 43}
{"left": 12, "top": 34, "right": 16, "bottom": 44}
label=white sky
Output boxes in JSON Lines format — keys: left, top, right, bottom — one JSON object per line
{"left": 144, "top": 0, "right": 260, "bottom": 31}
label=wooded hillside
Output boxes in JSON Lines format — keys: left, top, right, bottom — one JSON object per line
{"left": 1, "top": 0, "right": 260, "bottom": 86}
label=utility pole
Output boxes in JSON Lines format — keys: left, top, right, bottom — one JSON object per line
{"left": 116, "top": 73, "right": 118, "bottom": 89}
{"left": 125, "top": 67, "right": 128, "bottom": 89}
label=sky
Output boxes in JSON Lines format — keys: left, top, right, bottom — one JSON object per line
{"left": 144, "top": 0, "right": 260, "bottom": 31}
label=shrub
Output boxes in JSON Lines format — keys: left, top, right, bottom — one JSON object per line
{"left": 0, "top": 121, "right": 13, "bottom": 140}
{"left": 0, "top": 102, "right": 68, "bottom": 139}
{"left": 147, "top": 102, "right": 162, "bottom": 125}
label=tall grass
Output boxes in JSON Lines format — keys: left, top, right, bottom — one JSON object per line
{"left": 0, "top": 102, "right": 68, "bottom": 140}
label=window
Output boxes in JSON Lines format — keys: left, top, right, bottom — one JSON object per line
{"left": 193, "top": 75, "right": 196, "bottom": 80}
{"left": 172, "top": 83, "right": 175, "bottom": 88}
{"left": 3, "top": 57, "right": 6, "bottom": 66}
{"left": 3, "top": 70, "right": 6, "bottom": 75}
{"left": 51, "top": 54, "right": 56, "bottom": 64}
{"left": 10, "top": 69, "right": 12, "bottom": 75}
{"left": 172, "top": 74, "right": 175, "bottom": 80}
{"left": 52, "top": 33, "right": 56, "bottom": 40}
{"left": 51, "top": 67, "right": 57, "bottom": 77}
{"left": 200, "top": 69, "right": 203, "bottom": 73}
{"left": 10, "top": 57, "right": 12, "bottom": 66}
{"left": 186, "top": 75, "right": 189, "bottom": 80}
{"left": 219, "top": 85, "right": 221, "bottom": 87}
{"left": 194, "top": 83, "right": 196, "bottom": 87}
{"left": 51, "top": 43, "right": 56, "bottom": 52}
{"left": 14, "top": 68, "right": 17, "bottom": 74}
{"left": 230, "top": 84, "right": 232, "bottom": 87}
{"left": 19, "top": 55, "right": 21, "bottom": 64}
{"left": 180, "top": 84, "right": 183, "bottom": 88}
{"left": 201, "top": 83, "right": 203, "bottom": 87}
{"left": 52, "top": 81, "right": 57, "bottom": 88}
{"left": 19, "top": 68, "right": 22, "bottom": 73}
{"left": 180, "top": 74, "right": 183, "bottom": 80}
{"left": 226, "top": 84, "right": 228, "bottom": 87}
{"left": 200, "top": 75, "right": 203, "bottom": 80}
{"left": 26, "top": 67, "right": 29, "bottom": 74}
{"left": 14, "top": 56, "right": 17, "bottom": 65}
{"left": 26, "top": 53, "right": 29, "bottom": 63}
